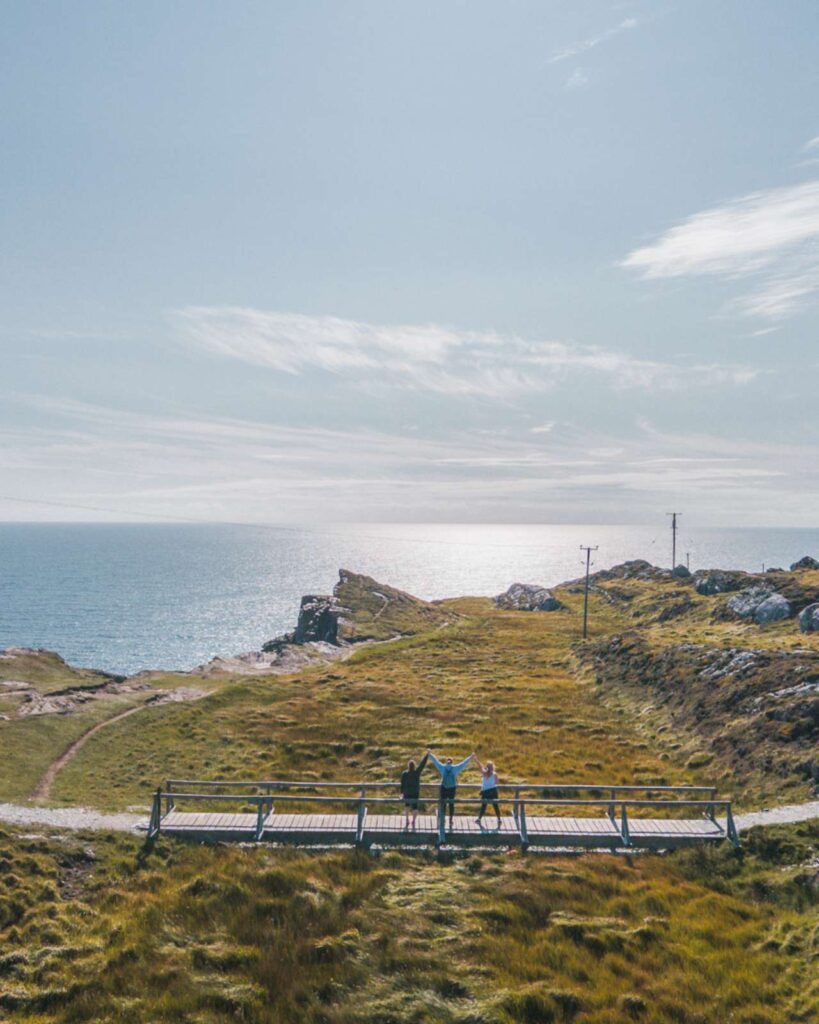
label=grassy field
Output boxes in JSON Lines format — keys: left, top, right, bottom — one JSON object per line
{"left": 0, "top": 820, "right": 816, "bottom": 1023}
{"left": 1, "top": 568, "right": 817, "bottom": 1022}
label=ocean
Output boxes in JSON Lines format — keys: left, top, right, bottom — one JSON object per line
{"left": 1, "top": 522, "right": 817, "bottom": 676}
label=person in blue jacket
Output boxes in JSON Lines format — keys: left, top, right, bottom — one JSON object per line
{"left": 427, "top": 749, "right": 474, "bottom": 830}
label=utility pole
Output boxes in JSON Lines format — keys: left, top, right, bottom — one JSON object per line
{"left": 666, "top": 512, "right": 681, "bottom": 569}
{"left": 580, "top": 545, "right": 598, "bottom": 640}
{"left": 686, "top": 551, "right": 690, "bottom": 571}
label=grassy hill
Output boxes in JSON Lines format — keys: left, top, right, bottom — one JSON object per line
{"left": 0, "top": 566, "right": 817, "bottom": 1022}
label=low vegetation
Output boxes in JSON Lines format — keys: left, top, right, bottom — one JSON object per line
{"left": 0, "top": 564, "right": 817, "bottom": 1021}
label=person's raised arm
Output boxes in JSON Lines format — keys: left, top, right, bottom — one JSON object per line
{"left": 473, "top": 752, "right": 484, "bottom": 772}
{"left": 417, "top": 751, "right": 429, "bottom": 773}
{"left": 428, "top": 751, "right": 444, "bottom": 772}
{"left": 452, "top": 754, "right": 473, "bottom": 776}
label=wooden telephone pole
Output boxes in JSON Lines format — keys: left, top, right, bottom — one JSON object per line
{"left": 666, "top": 512, "right": 681, "bottom": 569}
{"left": 580, "top": 545, "right": 598, "bottom": 639}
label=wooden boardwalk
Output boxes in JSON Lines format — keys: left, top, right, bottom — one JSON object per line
{"left": 150, "top": 780, "right": 738, "bottom": 851}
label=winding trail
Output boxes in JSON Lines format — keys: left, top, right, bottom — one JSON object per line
{"left": 30, "top": 704, "right": 145, "bottom": 800}
{"left": 0, "top": 798, "right": 815, "bottom": 838}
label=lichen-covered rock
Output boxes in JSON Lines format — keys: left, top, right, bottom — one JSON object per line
{"left": 799, "top": 603, "right": 819, "bottom": 633}
{"left": 293, "top": 594, "right": 346, "bottom": 644}
{"left": 695, "top": 572, "right": 745, "bottom": 596}
{"left": 495, "top": 583, "right": 564, "bottom": 612}
{"left": 790, "top": 555, "right": 819, "bottom": 571}
{"left": 753, "top": 594, "right": 791, "bottom": 624}
{"left": 726, "top": 586, "right": 791, "bottom": 624}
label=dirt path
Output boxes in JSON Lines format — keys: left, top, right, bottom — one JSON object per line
{"left": 31, "top": 704, "right": 145, "bottom": 800}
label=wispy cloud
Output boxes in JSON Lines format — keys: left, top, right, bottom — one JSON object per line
{"left": 548, "top": 17, "right": 639, "bottom": 64}
{"left": 175, "top": 307, "right": 759, "bottom": 395}
{"left": 3, "top": 395, "right": 816, "bottom": 524}
{"left": 804, "top": 135, "right": 819, "bottom": 151}
{"left": 621, "top": 179, "right": 819, "bottom": 321}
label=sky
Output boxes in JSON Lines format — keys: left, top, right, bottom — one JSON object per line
{"left": 2, "top": 0, "right": 818, "bottom": 526}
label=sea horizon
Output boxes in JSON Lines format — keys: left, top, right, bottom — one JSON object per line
{"left": 2, "top": 521, "right": 817, "bottom": 676}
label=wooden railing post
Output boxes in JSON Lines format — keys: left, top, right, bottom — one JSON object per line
{"left": 725, "top": 803, "right": 740, "bottom": 847}
{"left": 513, "top": 787, "right": 520, "bottom": 828}
{"left": 165, "top": 780, "right": 174, "bottom": 815}
{"left": 255, "top": 797, "right": 265, "bottom": 840}
{"left": 437, "top": 794, "right": 446, "bottom": 846}
{"left": 356, "top": 786, "right": 367, "bottom": 847}
{"left": 518, "top": 799, "right": 529, "bottom": 851}
{"left": 608, "top": 792, "right": 617, "bottom": 825}
{"left": 620, "top": 804, "right": 631, "bottom": 847}
{"left": 149, "top": 786, "right": 162, "bottom": 838}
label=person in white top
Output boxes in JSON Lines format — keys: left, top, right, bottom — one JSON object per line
{"left": 473, "top": 754, "right": 501, "bottom": 827}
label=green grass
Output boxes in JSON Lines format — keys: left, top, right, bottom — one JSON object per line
{"left": 0, "top": 648, "right": 116, "bottom": 694}
{"left": 0, "top": 820, "right": 815, "bottom": 1023}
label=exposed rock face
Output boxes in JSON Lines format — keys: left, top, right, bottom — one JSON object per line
{"left": 791, "top": 556, "right": 819, "bottom": 571}
{"left": 495, "top": 583, "right": 564, "bottom": 612}
{"left": 726, "top": 586, "right": 791, "bottom": 624}
{"left": 671, "top": 565, "right": 691, "bottom": 578}
{"left": 262, "top": 569, "right": 453, "bottom": 653}
{"left": 800, "top": 603, "right": 819, "bottom": 633}
{"left": 293, "top": 594, "right": 346, "bottom": 644}
{"left": 695, "top": 572, "right": 746, "bottom": 596}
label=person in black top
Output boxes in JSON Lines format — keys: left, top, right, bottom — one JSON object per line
{"left": 400, "top": 751, "right": 429, "bottom": 830}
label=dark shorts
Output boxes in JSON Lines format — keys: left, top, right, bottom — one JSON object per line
{"left": 440, "top": 785, "right": 457, "bottom": 800}
{"left": 403, "top": 796, "right": 420, "bottom": 809}
{"left": 481, "top": 788, "right": 499, "bottom": 802}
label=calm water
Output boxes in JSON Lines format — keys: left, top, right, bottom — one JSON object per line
{"left": 1, "top": 522, "right": 817, "bottom": 676}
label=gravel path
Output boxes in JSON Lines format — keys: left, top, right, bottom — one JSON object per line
{"left": 0, "top": 802, "right": 146, "bottom": 832}
{"left": 734, "top": 800, "right": 819, "bottom": 831}
{"left": 0, "top": 799, "right": 816, "bottom": 838}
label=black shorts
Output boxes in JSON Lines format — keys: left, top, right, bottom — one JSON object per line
{"left": 403, "top": 796, "right": 420, "bottom": 810}
{"left": 440, "top": 785, "right": 457, "bottom": 801}
{"left": 481, "top": 788, "right": 499, "bottom": 802}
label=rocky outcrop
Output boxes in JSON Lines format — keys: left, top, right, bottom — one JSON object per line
{"left": 577, "top": 634, "right": 819, "bottom": 789}
{"left": 791, "top": 556, "right": 819, "bottom": 571}
{"left": 694, "top": 571, "right": 746, "bottom": 596}
{"left": 262, "top": 569, "right": 453, "bottom": 653}
{"left": 671, "top": 565, "right": 691, "bottom": 578}
{"left": 726, "top": 586, "right": 791, "bottom": 624}
{"left": 800, "top": 603, "right": 819, "bottom": 633}
{"left": 495, "top": 583, "right": 564, "bottom": 612}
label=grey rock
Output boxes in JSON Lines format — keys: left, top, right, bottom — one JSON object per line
{"left": 799, "top": 603, "right": 819, "bottom": 633}
{"left": 495, "top": 583, "right": 564, "bottom": 612}
{"left": 696, "top": 572, "right": 743, "bottom": 596}
{"left": 726, "top": 586, "right": 791, "bottom": 624}
{"left": 293, "top": 594, "right": 346, "bottom": 644}
{"left": 672, "top": 564, "right": 691, "bottom": 578}
{"left": 753, "top": 593, "right": 791, "bottom": 624}
{"left": 790, "top": 556, "right": 819, "bottom": 571}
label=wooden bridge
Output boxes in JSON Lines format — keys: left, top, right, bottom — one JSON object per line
{"left": 148, "top": 779, "right": 739, "bottom": 851}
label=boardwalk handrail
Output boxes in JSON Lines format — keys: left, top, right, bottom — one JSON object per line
{"left": 166, "top": 778, "right": 718, "bottom": 795}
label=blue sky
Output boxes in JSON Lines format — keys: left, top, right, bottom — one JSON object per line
{"left": 2, "top": 0, "right": 818, "bottom": 524}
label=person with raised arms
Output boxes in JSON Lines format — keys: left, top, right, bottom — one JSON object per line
{"left": 427, "top": 749, "right": 474, "bottom": 831}
{"left": 399, "top": 751, "right": 429, "bottom": 831}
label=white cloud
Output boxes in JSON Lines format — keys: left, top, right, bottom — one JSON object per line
{"left": 804, "top": 135, "right": 819, "bottom": 151}
{"left": 622, "top": 179, "right": 819, "bottom": 320}
{"left": 175, "top": 307, "right": 759, "bottom": 395}
{"left": 4, "top": 396, "right": 816, "bottom": 525}
{"left": 548, "top": 17, "right": 639, "bottom": 64}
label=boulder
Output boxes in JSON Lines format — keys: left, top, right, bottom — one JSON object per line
{"left": 495, "top": 583, "right": 564, "bottom": 612}
{"left": 695, "top": 572, "right": 744, "bottom": 596}
{"left": 753, "top": 594, "right": 791, "bottom": 624}
{"left": 672, "top": 565, "right": 691, "bottom": 578}
{"left": 799, "top": 603, "right": 819, "bottom": 633}
{"left": 293, "top": 594, "right": 346, "bottom": 644}
{"left": 790, "top": 556, "right": 819, "bottom": 571}
{"left": 726, "top": 586, "right": 791, "bottom": 624}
